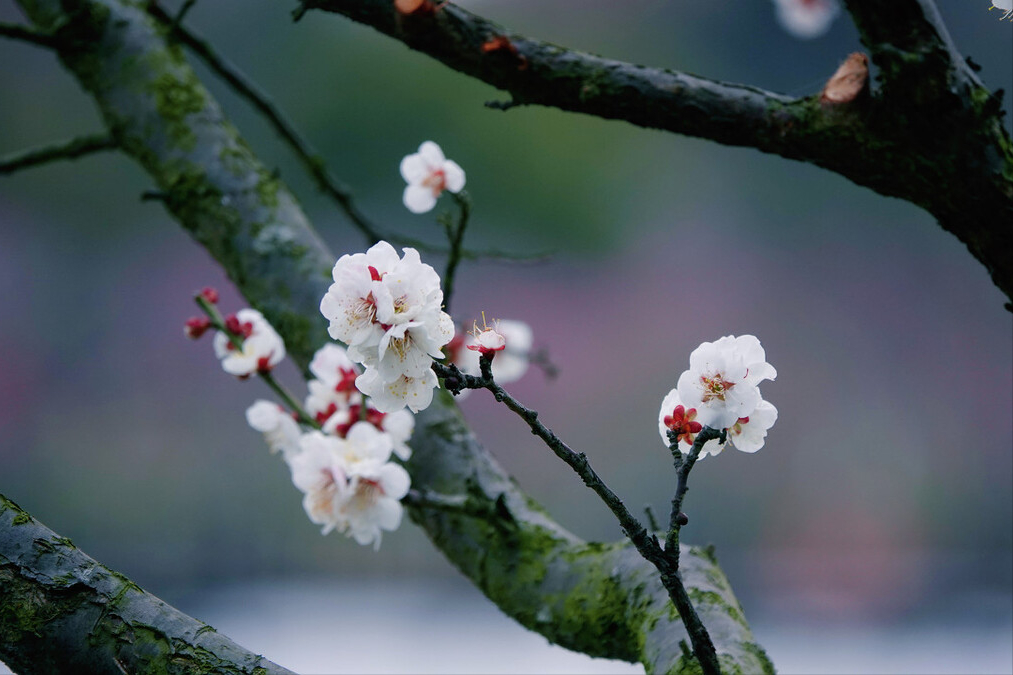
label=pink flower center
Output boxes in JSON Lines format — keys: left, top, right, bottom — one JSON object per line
{"left": 422, "top": 168, "right": 447, "bottom": 196}
{"left": 699, "top": 373, "right": 735, "bottom": 403}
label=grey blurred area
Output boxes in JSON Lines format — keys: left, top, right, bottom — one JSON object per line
{"left": 1, "top": 1, "right": 1010, "bottom": 673}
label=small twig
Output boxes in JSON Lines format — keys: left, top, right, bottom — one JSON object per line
{"left": 664, "top": 427, "right": 724, "bottom": 563}
{"left": 0, "top": 22, "right": 59, "bottom": 49}
{"left": 194, "top": 294, "right": 320, "bottom": 428}
{"left": 170, "top": 0, "right": 199, "bottom": 30}
{"left": 644, "top": 504, "right": 660, "bottom": 532}
{"left": 0, "top": 133, "right": 116, "bottom": 175}
{"left": 146, "top": 2, "right": 383, "bottom": 244}
{"left": 441, "top": 191, "right": 471, "bottom": 314}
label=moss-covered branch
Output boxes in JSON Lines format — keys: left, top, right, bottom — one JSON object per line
{"left": 298, "top": 0, "right": 1013, "bottom": 307}
{"left": 12, "top": 0, "right": 772, "bottom": 671}
{"left": 0, "top": 494, "right": 295, "bottom": 675}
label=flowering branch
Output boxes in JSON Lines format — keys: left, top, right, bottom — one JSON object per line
{"left": 664, "top": 426, "right": 726, "bottom": 564}
{"left": 11, "top": 0, "right": 772, "bottom": 669}
{"left": 435, "top": 358, "right": 722, "bottom": 675}
{"left": 298, "top": 0, "right": 1013, "bottom": 307}
{"left": 194, "top": 293, "right": 320, "bottom": 428}
{"left": 0, "top": 133, "right": 117, "bottom": 175}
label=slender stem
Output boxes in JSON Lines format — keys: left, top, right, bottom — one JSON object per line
{"left": 441, "top": 190, "right": 471, "bottom": 314}
{"left": 434, "top": 359, "right": 721, "bottom": 674}
{"left": 0, "top": 134, "right": 116, "bottom": 175}
{"left": 665, "top": 426, "right": 724, "bottom": 559}
{"left": 0, "top": 22, "right": 58, "bottom": 49}
{"left": 194, "top": 294, "right": 320, "bottom": 428}
{"left": 146, "top": 2, "right": 383, "bottom": 244}
{"left": 170, "top": 0, "right": 199, "bottom": 29}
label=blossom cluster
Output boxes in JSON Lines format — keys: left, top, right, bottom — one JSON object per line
{"left": 320, "top": 241, "right": 454, "bottom": 414}
{"left": 659, "top": 335, "right": 777, "bottom": 459}
{"left": 187, "top": 294, "right": 413, "bottom": 549}
{"left": 245, "top": 343, "right": 414, "bottom": 549}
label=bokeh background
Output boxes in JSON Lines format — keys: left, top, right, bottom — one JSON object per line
{"left": 1, "top": 1, "right": 1010, "bottom": 673}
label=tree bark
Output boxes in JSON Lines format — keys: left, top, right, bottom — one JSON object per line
{"left": 0, "top": 494, "right": 295, "bottom": 675}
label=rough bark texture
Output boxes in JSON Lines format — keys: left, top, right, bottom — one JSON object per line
{"left": 302, "top": 0, "right": 1013, "bottom": 307}
{"left": 0, "top": 494, "right": 295, "bottom": 675}
{"left": 6, "top": 0, "right": 773, "bottom": 672}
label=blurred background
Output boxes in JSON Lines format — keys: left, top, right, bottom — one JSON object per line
{"left": 1, "top": 1, "right": 1010, "bottom": 672}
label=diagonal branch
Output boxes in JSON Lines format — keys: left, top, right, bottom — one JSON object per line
{"left": 0, "top": 493, "right": 295, "bottom": 675}
{"left": 299, "top": 0, "right": 1013, "bottom": 308}
{"left": 0, "top": 21, "right": 58, "bottom": 48}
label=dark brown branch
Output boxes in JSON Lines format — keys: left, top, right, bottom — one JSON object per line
{"left": 0, "top": 494, "right": 295, "bottom": 675}
{"left": 299, "top": 0, "right": 1013, "bottom": 308}
{"left": 0, "top": 133, "right": 116, "bottom": 175}
{"left": 436, "top": 358, "right": 722, "bottom": 675}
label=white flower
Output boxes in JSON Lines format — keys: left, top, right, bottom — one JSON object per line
{"left": 305, "top": 344, "right": 363, "bottom": 423}
{"left": 337, "top": 462, "right": 411, "bottom": 550}
{"left": 246, "top": 400, "right": 302, "bottom": 459}
{"left": 991, "top": 0, "right": 1013, "bottom": 19}
{"left": 333, "top": 421, "right": 395, "bottom": 472}
{"left": 356, "top": 366, "right": 438, "bottom": 414}
{"left": 773, "top": 0, "right": 839, "bottom": 39}
{"left": 288, "top": 432, "right": 349, "bottom": 534}
{"left": 455, "top": 319, "right": 532, "bottom": 383}
{"left": 320, "top": 403, "right": 415, "bottom": 461}
{"left": 320, "top": 241, "right": 454, "bottom": 413}
{"left": 676, "top": 335, "right": 776, "bottom": 430}
{"left": 381, "top": 408, "right": 415, "bottom": 461}
{"left": 399, "top": 141, "right": 466, "bottom": 214}
{"left": 212, "top": 308, "right": 286, "bottom": 377}
{"left": 726, "top": 399, "right": 778, "bottom": 454}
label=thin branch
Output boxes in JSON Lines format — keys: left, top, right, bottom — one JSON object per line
{"left": 435, "top": 358, "right": 721, "bottom": 675}
{"left": 0, "top": 22, "right": 58, "bottom": 48}
{"left": 441, "top": 190, "right": 471, "bottom": 314}
{"left": 0, "top": 133, "right": 116, "bottom": 175}
{"left": 146, "top": 2, "right": 384, "bottom": 244}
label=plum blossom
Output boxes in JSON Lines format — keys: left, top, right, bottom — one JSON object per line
{"left": 246, "top": 400, "right": 302, "bottom": 459}
{"left": 338, "top": 462, "right": 411, "bottom": 550}
{"left": 400, "top": 141, "right": 465, "bottom": 214}
{"left": 320, "top": 241, "right": 453, "bottom": 413}
{"left": 658, "top": 388, "right": 724, "bottom": 459}
{"left": 212, "top": 308, "right": 286, "bottom": 377}
{"left": 992, "top": 0, "right": 1013, "bottom": 20}
{"left": 287, "top": 427, "right": 409, "bottom": 547}
{"left": 676, "top": 335, "right": 776, "bottom": 430}
{"left": 773, "top": 0, "right": 839, "bottom": 39}
{"left": 452, "top": 318, "right": 532, "bottom": 384}
{"left": 356, "top": 366, "right": 438, "bottom": 414}
{"left": 725, "top": 400, "right": 778, "bottom": 454}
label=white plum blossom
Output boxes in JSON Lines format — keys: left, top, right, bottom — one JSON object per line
{"left": 659, "top": 386, "right": 777, "bottom": 459}
{"left": 773, "top": 0, "right": 840, "bottom": 39}
{"left": 288, "top": 432, "right": 349, "bottom": 534}
{"left": 676, "top": 335, "right": 776, "bottom": 430}
{"left": 212, "top": 308, "right": 286, "bottom": 377}
{"left": 305, "top": 344, "right": 363, "bottom": 423}
{"left": 356, "top": 366, "right": 438, "bottom": 414}
{"left": 320, "top": 241, "right": 453, "bottom": 413}
{"left": 338, "top": 461, "right": 411, "bottom": 550}
{"left": 726, "top": 399, "right": 778, "bottom": 454}
{"left": 453, "top": 318, "right": 533, "bottom": 383}
{"left": 246, "top": 400, "right": 302, "bottom": 459}
{"left": 991, "top": 0, "right": 1013, "bottom": 20}
{"left": 287, "top": 427, "right": 409, "bottom": 547}
{"left": 399, "top": 141, "right": 466, "bottom": 214}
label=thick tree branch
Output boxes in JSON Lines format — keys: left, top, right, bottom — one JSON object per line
{"left": 300, "top": 0, "right": 1013, "bottom": 308}
{"left": 11, "top": 0, "right": 772, "bottom": 671}
{"left": 0, "top": 133, "right": 116, "bottom": 174}
{"left": 0, "top": 494, "right": 295, "bottom": 675}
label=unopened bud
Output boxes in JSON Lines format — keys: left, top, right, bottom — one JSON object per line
{"left": 184, "top": 316, "right": 211, "bottom": 339}
{"left": 200, "top": 287, "right": 219, "bottom": 304}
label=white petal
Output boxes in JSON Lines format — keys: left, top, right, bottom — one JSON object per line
{"left": 417, "top": 141, "right": 445, "bottom": 166}
{"left": 442, "top": 160, "right": 466, "bottom": 192}
{"left": 404, "top": 185, "right": 437, "bottom": 213}
{"left": 400, "top": 153, "right": 430, "bottom": 184}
